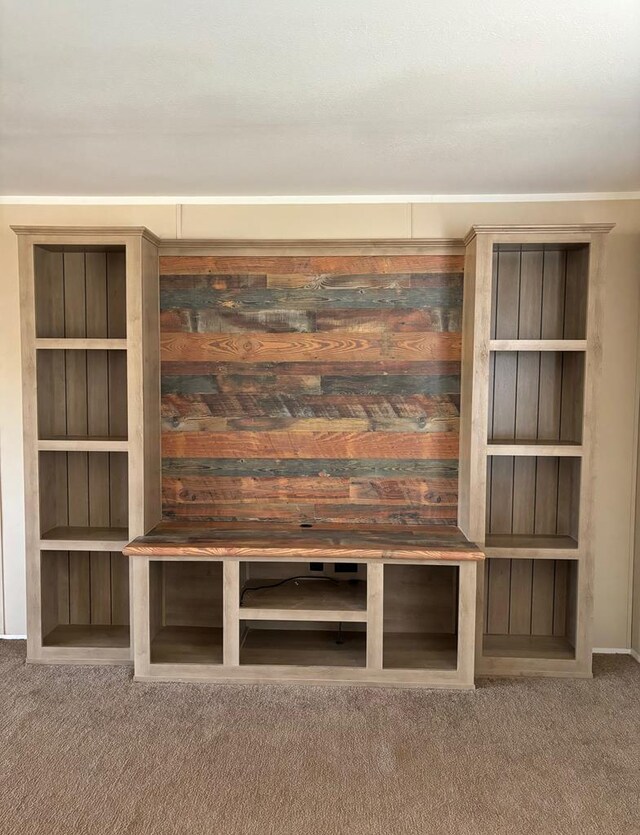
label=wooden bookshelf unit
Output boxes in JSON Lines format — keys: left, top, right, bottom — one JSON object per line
{"left": 16, "top": 227, "right": 162, "bottom": 664}
{"left": 459, "top": 224, "right": 612, "bottom": 677}
{"left": 16, "top": 224, "right": 612, "bottom": 684}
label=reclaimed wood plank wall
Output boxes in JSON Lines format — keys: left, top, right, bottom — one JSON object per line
{"left": 159, "top": 255, "right": 464, "bottom": 525}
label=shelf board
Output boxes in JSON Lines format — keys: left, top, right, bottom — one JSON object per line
{"left": 240, "top": 578, "right": 366, "bottom": 622}
{"left": 42, "top": 624, "right": 130, "bottom": 649}
{"left": 484, "top": 534, "right": 579, "bottom": 558}
{"left": 240, "top": 627, "right": 366, "bottom": 668}
{"left": 490, "top": 339, "right": 587, "bottom": 352}
{"left": 383, "top": 633, "right": 457, "bottom": 670}
{"left": 150, "top": 626, "right": 223, "bottom": 665}
{"left": 483, "top": 634, "right": 575, "bottom": 660}
{"left": 36, "top": 338, "right": 127, "bottom": 350}
{"left": 38, "top": 437, "right": 129, "bottom": 452}
{"left": 484, "top": 534, "right": 579, "bottom": 556}
{"left": 40, "top": 526, "right": 129, "bottom": 551}
{"left": 486, "top": 442, "right": 583, "bottom": 457}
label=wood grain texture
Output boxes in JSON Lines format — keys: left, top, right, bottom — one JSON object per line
{"left": 160, "top": 255, "right": 462, "bottom": 525}
{"left": 159, "top": 255, "right": 465, "bottom": 275}
{"left": 124, "top": 523, "right": 483, "bottom": 560}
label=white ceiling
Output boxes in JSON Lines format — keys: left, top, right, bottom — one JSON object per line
{"left": 1, "top": 0, "right": 639, "bottom": 197}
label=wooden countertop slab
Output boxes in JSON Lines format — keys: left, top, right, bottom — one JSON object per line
{"left": 123, "top": 522, "right": 483, "bottom": 561}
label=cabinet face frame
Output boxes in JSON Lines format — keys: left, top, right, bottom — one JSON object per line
{"left": 15, "top": 228, "right": 161, "bottom": 663}
{"left": 459, "top": 224, "right": 611, "bottom": 678}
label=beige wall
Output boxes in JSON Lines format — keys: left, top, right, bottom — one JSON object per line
{"left": 1, "top": 200, "right": 639, "bottom": 649}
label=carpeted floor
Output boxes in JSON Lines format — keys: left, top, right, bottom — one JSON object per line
{"left": 0, "top": 642, "right": 638, "bottom": 835}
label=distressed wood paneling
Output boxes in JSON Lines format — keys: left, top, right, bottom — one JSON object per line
{"left": 160, "top": 255, "right": 462, "bottom": 525}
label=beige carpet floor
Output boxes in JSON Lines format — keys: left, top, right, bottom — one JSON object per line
{"left": 0, "top": 642, "right": 638, "bottom": 835}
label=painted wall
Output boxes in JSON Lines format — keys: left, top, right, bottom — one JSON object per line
{"left": 1, "top": 200, "right": 639, "bottom": 650}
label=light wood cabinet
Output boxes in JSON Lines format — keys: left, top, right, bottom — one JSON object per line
{"left": 15, "top": 227, "right": 161, "bottom": 663}
{"left": 459, "top": 224, "right": 612, "bottom": 677}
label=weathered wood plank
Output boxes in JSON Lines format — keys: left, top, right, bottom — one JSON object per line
{"left": 159, "top": 287, "right": 462, "bottom": 312}
{"left": 162, "top": 360, "right": 461, "bottom": 377}
{"left": 159, "top": 255, "right": 466, "bottom": 276}
{"left": 162, "top": 476, "right": 457, "bottom": 506}
{"left": 315, "top": 308, "right": 461, "bottom": 333}
{"left": 265, "top": 272, "right": 463, "bottom": 289}
{"left": 160, "top": 308, "right": 316, "bottom": 334}
{"left": 162, "top": 431, "right": 459, "bottom": 459}
{"left": 322, "top": 375, "right": 460, "bottom": 395}
{"left": 162, "top": 457, "right": 459, "bottom": 479}
{"left": 161, "top": 415, "right": 459, "bottom": 434}
{"left": 160, "top": 332, "right": 462, "bottom": 363}
{"left": 161, "top": 503, "right": 458, "bottom": 525}
{"left": 161, "top": 393, "right": 459, "bottom": 420}
{"left": 163, "top": 476, "right": 350, "bottom": 503}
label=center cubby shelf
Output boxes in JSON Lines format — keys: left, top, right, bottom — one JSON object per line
{"left": 488, "top": 351, "right": 585, "bottom": 447}
{"left": 34, "top": 248, "right": 127, "bottom": 340}
{"left": 240, "top": 625, "right": 367, "bottom": 667}
{"left": 239, "top": 562, "right": 367, "bottom": 622}
{"left": 486, "top": 456, "right": 581, "bottom": 552}
{"left": 39, "top": 451, "right": 129, "bottom": 540}
{"left": 36, "top": 349, "right": 128, "bottom": 443}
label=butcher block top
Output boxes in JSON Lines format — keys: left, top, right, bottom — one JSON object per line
{"left": 123, "top": 522, "right": 484, "bottom": 562}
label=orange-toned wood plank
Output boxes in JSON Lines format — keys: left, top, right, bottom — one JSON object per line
{"left": 160, "top": 332, "right": 461, "bottom": 363}
{"left": 124, "top": 522, "right": 483, "bottom": 560}
{"left": 162, "top": 476, "right": 351, "bottom": 502}
{"left": 161, "top": 430, "right": 459, "bottom": 459}
{"left": 159, "top": 255, "right": 465, "bottom": 276}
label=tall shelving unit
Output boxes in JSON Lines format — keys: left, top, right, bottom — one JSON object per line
{"left": 459, "top": 224, "right": 612, "bottom": 677}
{"left": 16, "top": 227, "right": 161, "bottom": 664}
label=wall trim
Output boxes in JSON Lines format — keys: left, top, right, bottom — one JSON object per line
{"left": 631, "top": 649, "right": 640, "bottom": 663}
{"left": 1, "top": 192, "right": 640, "bottom": 206}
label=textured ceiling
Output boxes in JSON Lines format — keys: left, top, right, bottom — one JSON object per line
{"left": 1, "top": 0, "right": 639, "bottom": 196}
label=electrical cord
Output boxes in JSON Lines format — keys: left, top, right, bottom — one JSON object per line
{"left": 240, "top": 575, "right": 341, "bottom": 605}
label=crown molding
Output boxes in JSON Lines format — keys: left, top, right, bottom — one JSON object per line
{"left": 10, "top": 225, "right": 162, "bottom": 245}
{"left": 2, "top": 192, "right": 640, "bottom": 206}
{"left": 158, "top": 237, "right": 464, "bottom": 255}
{"left": 463, "top": 223, "right": 616, "bottom": 246}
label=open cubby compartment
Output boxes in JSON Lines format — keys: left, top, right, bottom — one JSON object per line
{"left": 483, "top": 558, "right": 578, "bottom": 659}
{"left": 485, "top": 456, "right": 581, "bottom": 551}
{"left": 240, "top": 620, "right": 366, "bottom": 667}
{"left": 149, "top": 561, "right": 223, "bottom": 664}
{"left": 488, "top": 351, "right": 584, "bottom": 444}
{"left": 34, "top": 245, "right": 127, "bottom": 339}
{"left": 37, "top": 350, "right": 128, "bottom": 441}
{"left": 38, "top": 451, "right": 129, "bottom": 542}
{"left": 239, "top": 561, "right": 367, "bottom": 616}
{"left": 383, "top": 564, "right": 458, "bottom": 670}
{"left": 491, "top": 243, "right": 589, "bottom": 340}
{"left": 40, "top": 550, "right": 130, "bottom": 648}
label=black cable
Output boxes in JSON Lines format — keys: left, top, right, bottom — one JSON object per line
{"left": 240, "top": 575, "right": 340, "bottom": 605}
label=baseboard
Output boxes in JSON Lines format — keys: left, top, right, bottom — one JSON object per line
{"left": 631, "top": 649, "right": 640, "bottom": 664}
{"left": 0, "top": 635, "right": 26, "bottom": 640}
{"left": 592, "top": 647, "right": 633, "bottom": 654}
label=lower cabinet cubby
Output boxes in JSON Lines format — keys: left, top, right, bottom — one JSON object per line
{"left": 483, "top": 558, "right": 578, "bottom": 659}
{"left": 240, "top": 622, "right": 367, "bottom": 667}
{"left": 383, "top": 564, "right": 459, "bottom": 670}
{"left": 39, "top": 451, "right": 129, "bottom": 543}
{"left": 149, "top": 561, "right": 224, "bottom": 664}
{"left": 40, "top": 550, "right": 130, "bottom": 648}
